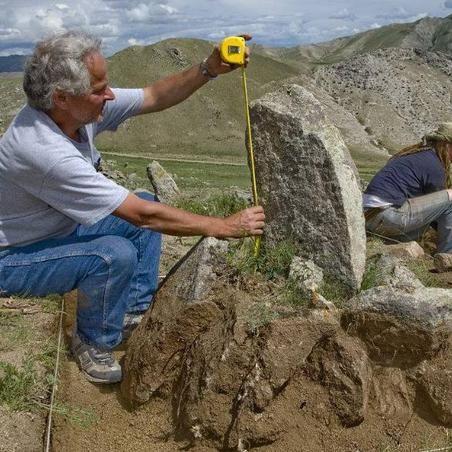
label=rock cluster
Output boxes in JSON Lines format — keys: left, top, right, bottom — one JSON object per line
{"left": 122, "top": 240, "right": 452, "bottom": 450}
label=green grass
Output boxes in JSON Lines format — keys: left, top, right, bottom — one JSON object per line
{"left": 318, "top": 277, "right": 350, "bottom": 307}
{"left": 228, "top": 238, "right": 298, "bottom": 280}
{"left": 0, "top": 311, "right": 32, "bottom": 349}
{"left": 405, "top": 258, "right": 444, "bottom": 288}
{"left": 175, "top": 192, "right": 248, "bottom": 217}
{"left": 100, "top": 152, "right": 251, "bottom": 192}
{"left": 279, "top": 278, "right": 310, "bottom": 307}
{"left": 0, "top": 358, "right": 38, "bottom": 411}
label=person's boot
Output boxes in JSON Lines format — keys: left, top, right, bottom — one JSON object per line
{"left": 71, "top": 333, "right": 122, "bottom": 384}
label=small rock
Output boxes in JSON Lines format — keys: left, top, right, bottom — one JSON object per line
{"left": 311, "top": 292, "right": 336, "bottom": 310}
{"left": 434, "top": 253, "right": 452, "bottom": 273}
{"left": 382, "top": 241, "right": 424, "bottom": 259}
{"left": 305, "top": 332, "right": 372, "bottom": 427}
{"left": 289, "top": 257, "right": 324, "bottom": 296}
{"left": 146, "top": 161, "right": 180, "bottom": 204}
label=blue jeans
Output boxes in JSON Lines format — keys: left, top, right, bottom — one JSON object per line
{"left": 366, "top": 190, "right": 452, "bottom": 253}
{"left": 0, "top": 191, "right": 161, "bottom": 349}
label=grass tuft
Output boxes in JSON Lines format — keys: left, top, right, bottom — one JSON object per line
{"left": 318, "top": 277, "right": 350, "bottom": 307}
{"left": 175, "top": 192, "right": 248, "bottom": 217}
{"left": 228, "top": 238, "right": 298, "bottom": 280}
{"left": 245, "top": 302, "right": 280, "bottom": 334}
{"left": 0, "top": 359, "right": 37, "bottom": 411}
{"left": 405, "top": 258, "right": 444, "bottom": 288}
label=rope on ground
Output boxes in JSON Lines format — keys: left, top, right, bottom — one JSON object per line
{"left": 366, "top": 230, "right": 403, "bottom": 244}
{"left": 44, "top": 297, "right": 66, "bottom": 452}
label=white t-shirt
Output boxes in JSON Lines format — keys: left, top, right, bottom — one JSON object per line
{"left": 0, "top": 88, "right": 144, "bottom": 247}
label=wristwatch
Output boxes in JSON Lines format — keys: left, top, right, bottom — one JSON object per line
{"left": 200, "top": 58, "right": 217, "bottom": 80}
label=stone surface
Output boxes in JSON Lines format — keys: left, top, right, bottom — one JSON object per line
{"left": 382, "top": 241, "right": 425, "bottom": 259}
{"left": 146, "top": 160, "right": 180, "bottom": 204}
{"left": 371, "top": 254, "right": 424, "bottom": 290}
{"left": 289, "top": 257, "right": 324, "bottom": 296}
{"left": 163, "top": 236, "right": 228, "bottom": 304}
{"left": 434, "top": 253, "right": 452, "bottom": 273}
{"left": 343, "top": 286, "right": 452, "bottom": 367}
{"left": 305, "top": 332, "right": 372, "bottom": 427}
{"left": 415, "top": 359, "right": 452, "bottom": 426}
{"left": 250, "top": 84, "right": 366, "bottom": 291}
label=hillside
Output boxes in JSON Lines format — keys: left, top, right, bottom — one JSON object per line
{"left": 313, "top": 48, "right": 452, "bottom": 151}
{"left": 264, "top": 15, "right": 452, "bottom": 69}
{"left": 0, "top": 55, "right": 27, "bottom": 73}
{"left": 96, "top": 38, "right": 298, "bottom": 161}
{"left": 0, "top": 16, "right": 451, "bottom": 165}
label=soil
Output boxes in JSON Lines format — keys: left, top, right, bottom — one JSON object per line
{"left": 50, "top": 239, "right": 452, "bottom": 452}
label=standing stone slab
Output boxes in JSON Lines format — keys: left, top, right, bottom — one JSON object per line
{"left": 250, "top": 84, "right": 366, "bottom": 291}
{"left": 146, "top": 160, "right": 180, "bottom": 204}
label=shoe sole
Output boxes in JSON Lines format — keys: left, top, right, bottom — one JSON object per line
{"left": 80, "top": 368, "right": 122, "bottom": 384}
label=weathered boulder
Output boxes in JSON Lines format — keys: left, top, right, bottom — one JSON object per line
{"left": 382, "top": 241, "right": 425, "bottom": 259}
{"left": 343, "top": 286, "right": 452, "bottom": 367}
{"left": 250, "top": 84, "right": 366, "bottom": 291}
{"left": 368, "top": 254, "right": 424, "bottom": 290}
{"left": 146, "top": 160, "right": 180, "bottom": 204}
{"left": 122, "top": 237, "right": 229, "bottom": 404}
{"left": 289, "top": 257, "right": 324, "bottom": 297}
{"left": 434, "top": 252, "right": 452, "bottom": 273}
{"left": 304, "top": 332, "right": 372, "bottom": 426}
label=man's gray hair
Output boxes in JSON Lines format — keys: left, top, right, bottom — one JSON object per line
{"left": 23, "top": 31, "right": 102, "bottom": 111}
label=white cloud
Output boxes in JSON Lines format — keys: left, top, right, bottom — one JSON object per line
{"left": 0, "top": 0, "right": 448, "bottom": 55}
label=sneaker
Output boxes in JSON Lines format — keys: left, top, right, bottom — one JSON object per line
{"left": 71, "top": 333, "right": 122, "bottom": 384}
{"left": 122, "top": 312, "right": 144, "bottom": 340}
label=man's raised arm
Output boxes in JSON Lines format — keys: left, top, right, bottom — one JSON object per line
{"left": 137, "top": 35, "right": 251, "bottom": 114}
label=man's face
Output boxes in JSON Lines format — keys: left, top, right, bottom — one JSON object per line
{"left": 66, "top": 51, "right": 115, "bottom": 125}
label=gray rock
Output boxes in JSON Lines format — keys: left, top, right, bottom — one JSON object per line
{"left": 163, "top": 237, "right": 228, "bottom": 304}
{"left": 289, "top": 256, "right": 324, "bottom": 296}
{"left": 305, "top": 332, "right": 372, "bottom": 426}
{"left": 382, "top": 241, "right": 425, "bottom": 259}
{"left": 434, "top": 253, "right": 452, "bottom": 273}
{"left": 343, "top": 286, "right": 452, "bottom": 367}
{"left": 146, "top": 160, "right": 180, "bottom": 204}
{"left": 370, "top": 254, "right": 424, "bottom": 290}
{"left": 250, "top": 84, "right": 366, "bottom": 291}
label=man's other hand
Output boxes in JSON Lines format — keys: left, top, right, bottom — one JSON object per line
{"left": 220, "top": 205, "right": 265, "bottom": 238}
{"left": 205, "top": 34, "right": 252, "bottom": 77}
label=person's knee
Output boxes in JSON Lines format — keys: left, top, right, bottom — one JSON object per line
{"left": 96, "top": 236, "right": 138, "bottom": 275}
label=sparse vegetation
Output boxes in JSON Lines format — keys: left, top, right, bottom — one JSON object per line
{"left": 406, "top": 258, "right": 444, "bottom": 288}
{"left": 228, "top": 238, "right": 298, "bottom": 279}
{"left": 318, "top": 277, "right": 350, "bottom": 307}
{"left": 245, "top": 302, "right": 280, "bottom": 334}
{"left": 0, "top": 358, "right": 38, "bottom": 411}
{"left": 279, "top": 277, "right": 309, "bottom": 307}
{"left": 176, "top": 192, "right": 248, "bottom": 217}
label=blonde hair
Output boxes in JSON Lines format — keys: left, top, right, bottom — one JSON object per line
{"left": 391, "top": 139, "right": 452, "bottom": 189}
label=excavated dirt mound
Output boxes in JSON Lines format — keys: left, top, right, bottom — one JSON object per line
{"left": 119, "top": 251, "right": 452, "bottom": 451}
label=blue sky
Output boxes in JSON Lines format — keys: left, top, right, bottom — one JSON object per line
{"left": 0, "top": 0, "right": 450, "bottom": 56}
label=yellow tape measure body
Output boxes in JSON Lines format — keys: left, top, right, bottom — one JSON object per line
{"left": 220, "top": 36, "right": 261, "bottom": 256}
{"left": 220, "top": 36, "right": 246, "bottom": 65}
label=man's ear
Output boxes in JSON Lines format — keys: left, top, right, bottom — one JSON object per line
{"left": 53, "top": 90, "right": 69, "bottom": 110}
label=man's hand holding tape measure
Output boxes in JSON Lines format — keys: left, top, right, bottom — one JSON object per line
{"left": 200, "top": 34, "right": 251, "bottom": 79}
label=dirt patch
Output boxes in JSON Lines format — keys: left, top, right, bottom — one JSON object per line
{"left": 0, "top": 296, "right": 59, "bottom": 452}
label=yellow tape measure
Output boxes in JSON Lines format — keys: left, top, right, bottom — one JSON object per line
{"left": 220, "top": 36, "right": 261, "bottom": 257}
